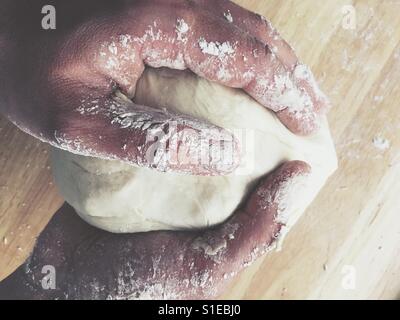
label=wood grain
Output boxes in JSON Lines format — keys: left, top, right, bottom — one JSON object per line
{"left": 0, "top": 0, "right": 399, "bottom": 299}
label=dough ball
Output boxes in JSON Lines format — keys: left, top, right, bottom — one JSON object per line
{"left": 51, "top": 68, "right": 337, "bottom": 233}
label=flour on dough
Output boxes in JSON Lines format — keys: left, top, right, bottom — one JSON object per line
{"left": 51, "top": 68, "right": 337, "bottom": 233}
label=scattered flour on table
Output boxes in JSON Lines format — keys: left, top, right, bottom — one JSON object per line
{"left": 372, "top": 136, "right": 391, "bottom": 151}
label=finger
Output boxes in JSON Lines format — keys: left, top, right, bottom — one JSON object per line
{"left": 192, "top": 0, "right": 330, "bottom": 134}
{"left": 192, "top": 0, "right": 298, "bottom": 69}
{"left": 242, "top": 160, "right": 312, "bottom": 228}
{"left": 44, "top": 82, "right": 240, "bottom": 176}
{"left": 67, "top": 1, "right": 325, "bottom": 135}
{"left": 186, "top": 160, "right": 312, "bottom": 288}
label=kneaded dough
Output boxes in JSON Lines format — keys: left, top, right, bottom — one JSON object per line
{"left": 51, "top": 68, "right": 338, "bottom": 233}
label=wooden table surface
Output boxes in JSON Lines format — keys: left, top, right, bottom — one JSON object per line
{"left": 1, "top": 0, "right": 399, "bottom": 299}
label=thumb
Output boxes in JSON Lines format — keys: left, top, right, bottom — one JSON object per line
{"left": 202, "top": 161, "right": 313, "bottom": 274}
{"left": 48, "top": 92, "right": 240, "bottom": 176}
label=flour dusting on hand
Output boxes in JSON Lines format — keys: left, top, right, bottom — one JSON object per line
{"left": 198, "top": 38, "right": 235, "bottom": 58}
{"left": 176, "top": 18, "right": 189, "bottom": 42}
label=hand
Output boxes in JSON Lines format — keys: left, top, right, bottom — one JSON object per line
{"left": 0, "top": 161, "right": 311, "bottom": 300}
{"left": 0, "top": 0, "right": 328, "bottom": 175}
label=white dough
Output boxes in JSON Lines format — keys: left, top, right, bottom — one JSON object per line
{"left": 51, "top": 68, "right": 337, "bottom": 233}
